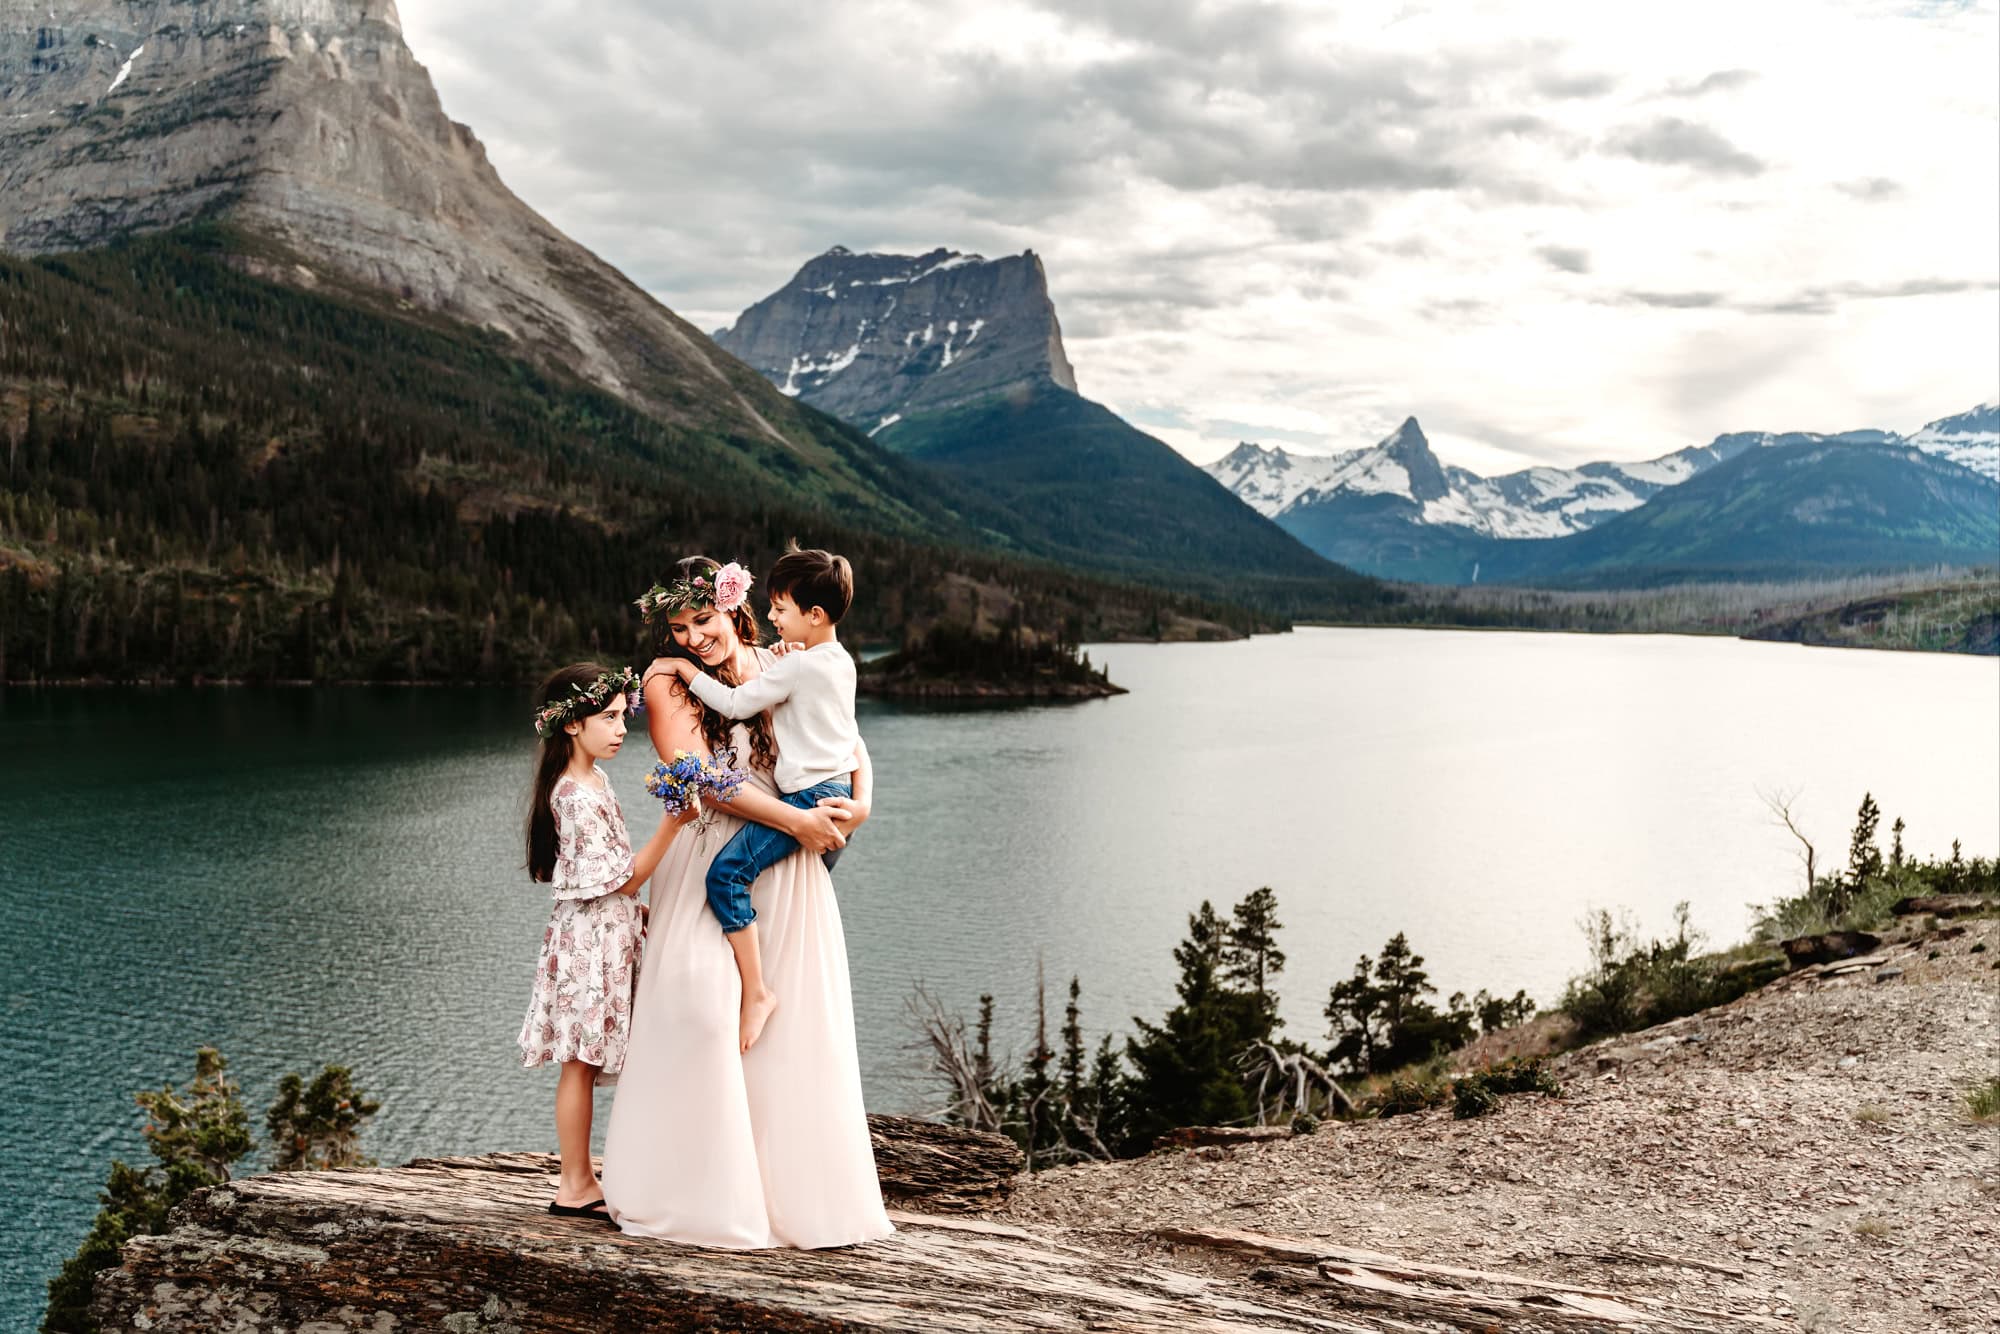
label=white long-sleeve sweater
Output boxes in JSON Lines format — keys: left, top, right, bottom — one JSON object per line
{"left": 686, "top": 642, "right": 859, "bottom": 793}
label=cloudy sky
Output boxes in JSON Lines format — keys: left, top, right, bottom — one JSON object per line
{"left": 400, "top": 0, "right": 1998, "bottom": 474}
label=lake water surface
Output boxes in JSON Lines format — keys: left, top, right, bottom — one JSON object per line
{"left": 2, "top": 627, "right": 1994, "bottom": 1325}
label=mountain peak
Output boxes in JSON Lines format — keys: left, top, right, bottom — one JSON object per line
{"left": 0, "top": 0, "right": 779, "bottom": 436}
{"left": 715, "top": 246, "right": 1077, "bottom": 427}
{"left": 1376, "top": 417, "right": 1449, "bottom": 502}
{"left": 1217, "top": 441, "right": 1279, "bottom": 468}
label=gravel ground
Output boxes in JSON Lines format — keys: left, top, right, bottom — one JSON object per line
{"left": 999, "top": 917, "right": 2000, "bottom": 1332}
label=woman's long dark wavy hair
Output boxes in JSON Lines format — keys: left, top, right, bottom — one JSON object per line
{"left": 526, "top": 661, "right": 612, "bottom": 883}
{"left": 646, "top": 555, "right": 778, "bottom": 773}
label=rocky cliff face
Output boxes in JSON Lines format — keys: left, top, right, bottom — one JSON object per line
{"left": 0, "top": 0, "right": 786, "bottom": 439}
{"left": 712, "top": 247, "right": 1078, "bottom": 431}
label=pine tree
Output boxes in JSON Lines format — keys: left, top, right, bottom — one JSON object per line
{"left": 1323, "top": 953, "right": 1381, "bottom": 1075}
{"left": 1374, "top": 932, "right": 1430, "bottom": 1056}
{"left": 1323, "top": 933, "right": 1473, "bottom": 1076}
{"left": 1083, "top": 1033, "right": 1126, "bottom": 1150}
{"left": 1059, "top": 976, "right": 1086, "bottom": 1103}
{"left": 267, "top": 1066, "right": 381, "bottom": 1172}
{"left": 1222, "top": 886, "right": 1286, "bottom": 1037}
{"left": 1124, "top": 902, "right": 1256, "bottom": 1146}
{"left": 1847, "top": 793, "right": 1884, "bottom": 885}
{"left": 973, "top": 993, "right": 999, "bottom": 1110}
{"left": 1018, "top": 962, "right": 1059, "bottom": 1166}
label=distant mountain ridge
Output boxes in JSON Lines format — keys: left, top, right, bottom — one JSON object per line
{"left": 1204, "top": 407, "right": 1998, "bottom": 583}
{"left": 713, "top": 246, "right": 1077, "bottom": 430}
{"left": 1480, "top": 440, "right": 2000, "bottom": 586}
{"left": 1210, "top": 424, "right": 1738, "bottom": 540}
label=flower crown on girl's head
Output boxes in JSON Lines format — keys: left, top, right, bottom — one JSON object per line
{"left": 532, "top": 667, "right": 643, "bottom": 738}
{"left": 634, "top": 561, "right": 754, "bottom": 622}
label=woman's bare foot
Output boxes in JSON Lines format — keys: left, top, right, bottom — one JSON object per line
{"left": 740, "top": 988, "right": 779, "bottom": 1052}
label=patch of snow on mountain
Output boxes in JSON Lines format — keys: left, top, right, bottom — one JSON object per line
{"left": 1904, "top": 402, "right": 2000, "bottom": 480}
{"left": 107, "top": 43, "right": 144, "bottom": 95}
{"left": 1613, "top": 456, "right": 1698, "bottom": 486}
{"left": 1313, "top": 451, "right": 1410, "bottom": 499}
{"left": 870, "top": 413, "right": 901, "bottom": 436}
{"left": 915, "top": 254, "right": 981, "bottom": 280}
{"left": 1419, "top": 493, "right": 1485, "bottom": 529}
{"left": 781, "top": 343, "right": 862, "bottom": 392}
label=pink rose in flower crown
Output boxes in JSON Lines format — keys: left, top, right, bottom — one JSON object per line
{"left": 711, "top": 562, "right": 754, "bottom": 613}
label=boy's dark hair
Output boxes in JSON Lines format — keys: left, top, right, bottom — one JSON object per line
{"left": 767, "top": 542, "right": 854, "bottom": 623}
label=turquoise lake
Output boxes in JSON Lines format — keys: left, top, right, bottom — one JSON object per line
{"left": 2, "top": 627, "right": 1994, "bottom": 1328}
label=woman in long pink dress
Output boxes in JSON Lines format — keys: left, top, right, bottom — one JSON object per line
{"left": 601, "top": 557, "right": 893, "bottom": 1249}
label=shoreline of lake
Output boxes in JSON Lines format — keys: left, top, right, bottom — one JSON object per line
{"left": 8, "top": 610, "right": 1997, "bottom": 691}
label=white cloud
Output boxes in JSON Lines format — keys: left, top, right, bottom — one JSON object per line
{"left": 399, "top": 0, "right": 1999, "bottom": 472}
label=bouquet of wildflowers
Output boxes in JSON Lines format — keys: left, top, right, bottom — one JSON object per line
{"left": 644, "top": 746, "right": 749, "bottom": 817}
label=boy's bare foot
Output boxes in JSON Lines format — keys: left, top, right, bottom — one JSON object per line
{"left": 739, "top": 988, "right": 779, "bottom": 1053}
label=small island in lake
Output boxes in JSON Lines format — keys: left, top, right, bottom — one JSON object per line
{"left": 859, "top": 623, "right": 1128, "bottom": 700}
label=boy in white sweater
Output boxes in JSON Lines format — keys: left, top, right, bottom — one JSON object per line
{"left": 666, "top": 544, "right": 859, "bottom": 1052}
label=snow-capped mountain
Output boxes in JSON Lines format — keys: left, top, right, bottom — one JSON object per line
{"left": 1905, "top": 403, "right": 2000, "bottom": 480}
{"left": 712, "top": 246, "right": 1076, "bottom": 430}
{"left": 1208, "top": 419, "right": 1746, "bottom": 540}
{"left": 1208, "top": 410, "right": 1997, "bottom": 543}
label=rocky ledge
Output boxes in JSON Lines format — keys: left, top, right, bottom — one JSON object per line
{"left": 90, "top": 923, "right": 1998, "bottom": 1331}
{"left": 87, "top": 1112, "right": 1801, "bottom": 1332}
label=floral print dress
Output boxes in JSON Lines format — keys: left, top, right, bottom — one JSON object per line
{"left": 517, "top": 767, "right": 646, "bottom": 1083}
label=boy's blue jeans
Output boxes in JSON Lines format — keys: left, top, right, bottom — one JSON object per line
{"left": 706, "top": 779, "right": 851, "bottom": 934}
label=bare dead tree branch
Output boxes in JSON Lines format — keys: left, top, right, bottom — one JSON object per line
{"left": 1759, "top": 785, "right": 1817, "bottom": 897}
{"left": 1237, "top": 1040, "right": 1358, "bottom": 1121}
{"left": 903, "top": 983, "right": 1004, "bottom": 1134}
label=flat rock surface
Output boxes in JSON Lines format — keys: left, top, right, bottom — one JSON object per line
{"left": 93, "top": 1151, "right": 1378, "bottom": 1332}
{"left": 1001, "top": 919, "right": 2000, "bottom": 1333}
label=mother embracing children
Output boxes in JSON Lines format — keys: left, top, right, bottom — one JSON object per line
{"left": 515, "top": 545, "right": 893, "bottom": 1250}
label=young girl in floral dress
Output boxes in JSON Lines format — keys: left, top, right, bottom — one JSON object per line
{"left": 517, "top": 662, "right": 683, "bottom": 1221}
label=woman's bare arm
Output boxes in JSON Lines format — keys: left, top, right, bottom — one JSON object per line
{"left": 643, "top": 668, "right": 706, "bottom": 760}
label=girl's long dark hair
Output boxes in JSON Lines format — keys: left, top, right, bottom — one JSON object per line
{"left": 526, "top": 661, "right": 611, "bottom": 883}
{"left": 648, "top": 554, "right": 778, "bottom": 773}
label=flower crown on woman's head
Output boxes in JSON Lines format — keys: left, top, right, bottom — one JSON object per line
{"left": 532, "top": 667, "right": 643, "bottom": 738}
{"left": 634, "top": 561, "right": 754, "bottom": 622}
